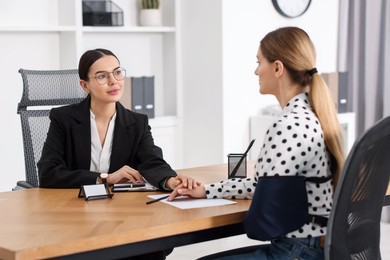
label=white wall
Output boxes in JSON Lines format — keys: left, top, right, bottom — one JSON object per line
{"left": 0, "top": 1, "right": 62, "bottom": 192}
{"left": 181, "top": 0, "right": 339, "bottom": 168}
{"left": 181, "top": 0, "right": 224, "bottom": 167}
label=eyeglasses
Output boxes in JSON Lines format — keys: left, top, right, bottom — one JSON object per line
{"left": 91, "top": 67, "right": 126, "bottom": 85}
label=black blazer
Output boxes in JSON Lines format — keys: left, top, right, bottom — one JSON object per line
{"left": 38, "top": 96, "right": 177, "bottom": 188}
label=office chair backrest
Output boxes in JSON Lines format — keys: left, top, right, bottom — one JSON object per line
{"left": 19, "top": 110, "right": 51, "bottom": 187}
{"left": 18, "top": 69, "right": 86, "bottom": 110}
{"left": 325, "top": 116, "right": 390, "bottom": 260}
{"left": 17, "top": 69, "right": 86, "bottom": 188}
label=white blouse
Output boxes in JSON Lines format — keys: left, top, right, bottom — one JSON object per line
{"left": 204, "top": 92, "right": 333, "bottom": 238}
{"left": 89, "top": 111, "right": 117, "bottom": 174}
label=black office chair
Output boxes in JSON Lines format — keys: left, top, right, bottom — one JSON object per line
{"left": 15, "top": 69, "right": 86, "bottom": 190}
{"left": 325, "top": 115, "right": 390, "bottom": 260}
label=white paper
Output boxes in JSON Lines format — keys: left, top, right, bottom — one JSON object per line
{"left": 147, "top": 194, "right": 236, "bottom": 209}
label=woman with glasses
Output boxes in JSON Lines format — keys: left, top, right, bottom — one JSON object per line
{"left": 38, "top": 48, "right": 198, "bottom": 190}
{"left": 38, "top": 48, "right": 196, "bottom": 259}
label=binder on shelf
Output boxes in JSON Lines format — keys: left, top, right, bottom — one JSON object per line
{"left": 131, "top": 76, "right": 154, "bottom": 118}
{"left": 338, "top": 72, "right": 349, "bottom": 113}
{"left": 321, "top": 72, "right": 350, "bottom": 113}
{"left": 143, "top": 76, "right": 155, "bottom": 118}
{"left": 120, "top": 76, "right": 155, "bottom": 118}
{"left": 131, "top": 77, "right": 145, "bottom": 114}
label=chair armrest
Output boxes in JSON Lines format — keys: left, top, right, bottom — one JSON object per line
{"left": 15, "top": 180, "right": 37, "bottom": 189}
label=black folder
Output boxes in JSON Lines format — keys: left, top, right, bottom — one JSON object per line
{"left": 131, "top": 77, "right": 144, "bottom": 113}
{"left": 143, "top": 76, "right": 155, "bottom": 118}
{"left": 130, "top": 76, "right": 155, "bottom": 118}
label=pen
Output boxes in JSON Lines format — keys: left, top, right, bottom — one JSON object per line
{"left": 146, "top": 195, "right": 170, "bottom": 205}
{"left": 229, "top": 139, "right": 256, "bottom": 178}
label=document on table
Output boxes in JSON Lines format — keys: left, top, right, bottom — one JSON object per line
{"left": 147, "top": 194, "right": 236, "bottom": 209}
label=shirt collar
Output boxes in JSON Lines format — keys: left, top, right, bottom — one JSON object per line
{"left": 280, "top": 92, "right": 311, "bottom": 116}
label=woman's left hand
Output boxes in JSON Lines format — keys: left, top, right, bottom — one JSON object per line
{"left": 168, "top": 184, "right": 207, "bottom": 201}
{"left": 166, "top": 175, "right": 201, "bottom": 190}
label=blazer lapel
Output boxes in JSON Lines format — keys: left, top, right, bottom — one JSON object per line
{"left": 70, "top": 96, "right": 91, "bottom": 170}
{"left": 110, "top": 103, "right": 136, "bottom": 172}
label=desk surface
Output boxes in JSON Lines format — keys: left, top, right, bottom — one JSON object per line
{"left": 0, "top": 164, "right": 251, "bottom": 260}
{"left": 0, "top": 164, "right": 389, "bottom": 260}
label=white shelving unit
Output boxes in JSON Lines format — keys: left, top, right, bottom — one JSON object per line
{"left": 0, "top": 0, "right": 183, "bottom": 168}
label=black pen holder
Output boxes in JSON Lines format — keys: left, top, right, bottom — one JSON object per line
{"left": 228, "top": 153, "right": 247, "bottom": 179}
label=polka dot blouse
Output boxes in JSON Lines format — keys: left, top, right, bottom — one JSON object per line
{"left": 204, "top": 92, "right": 333, "bottom": 238}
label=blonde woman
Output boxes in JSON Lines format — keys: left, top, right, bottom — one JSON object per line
{"left": 169, "top": 27, "right": 345, "bottom": 260}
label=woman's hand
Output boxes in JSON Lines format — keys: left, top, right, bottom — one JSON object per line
{"left": 168, "top": 184, "right": 207, "bottom": 201}
{"left": 106, "top": 165, "right": 144, "bottom": 184}
{"left": 165, "top": 175, "right": 201, "bottom": 190}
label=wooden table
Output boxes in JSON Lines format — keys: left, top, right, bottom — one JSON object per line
{"left": 0, "top": 164, "right": 251, "bottom": 260}
{"left": 0, "top": 164, "right": 389, "bottom": 260}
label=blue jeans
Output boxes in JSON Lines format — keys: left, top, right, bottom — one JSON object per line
{"left": 213, "top": 237, "right": 324, "bottom": 260}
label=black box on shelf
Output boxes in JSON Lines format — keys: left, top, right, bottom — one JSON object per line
{"left": 82, "top": 0, "right": 123, "bottom": 26}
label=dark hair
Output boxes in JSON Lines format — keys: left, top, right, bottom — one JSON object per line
{"left": 78, "top": 48, "right": 120, "bottom": 81}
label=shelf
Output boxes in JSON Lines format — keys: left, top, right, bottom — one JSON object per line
{"left": 0, "top": 26, "right": 76, "bottom": 32}
{"left": 149, "top": 116, "right": 178, "bottom": 128}
{"left": 0, "top": 26, "right": 175, "bottom": 33}
{"left": 81, "top": 26, "right": 175, "bottom": 33}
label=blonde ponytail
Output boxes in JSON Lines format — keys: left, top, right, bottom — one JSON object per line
{"left": 309, "top": 74, "right": 345, "bottom": 187}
